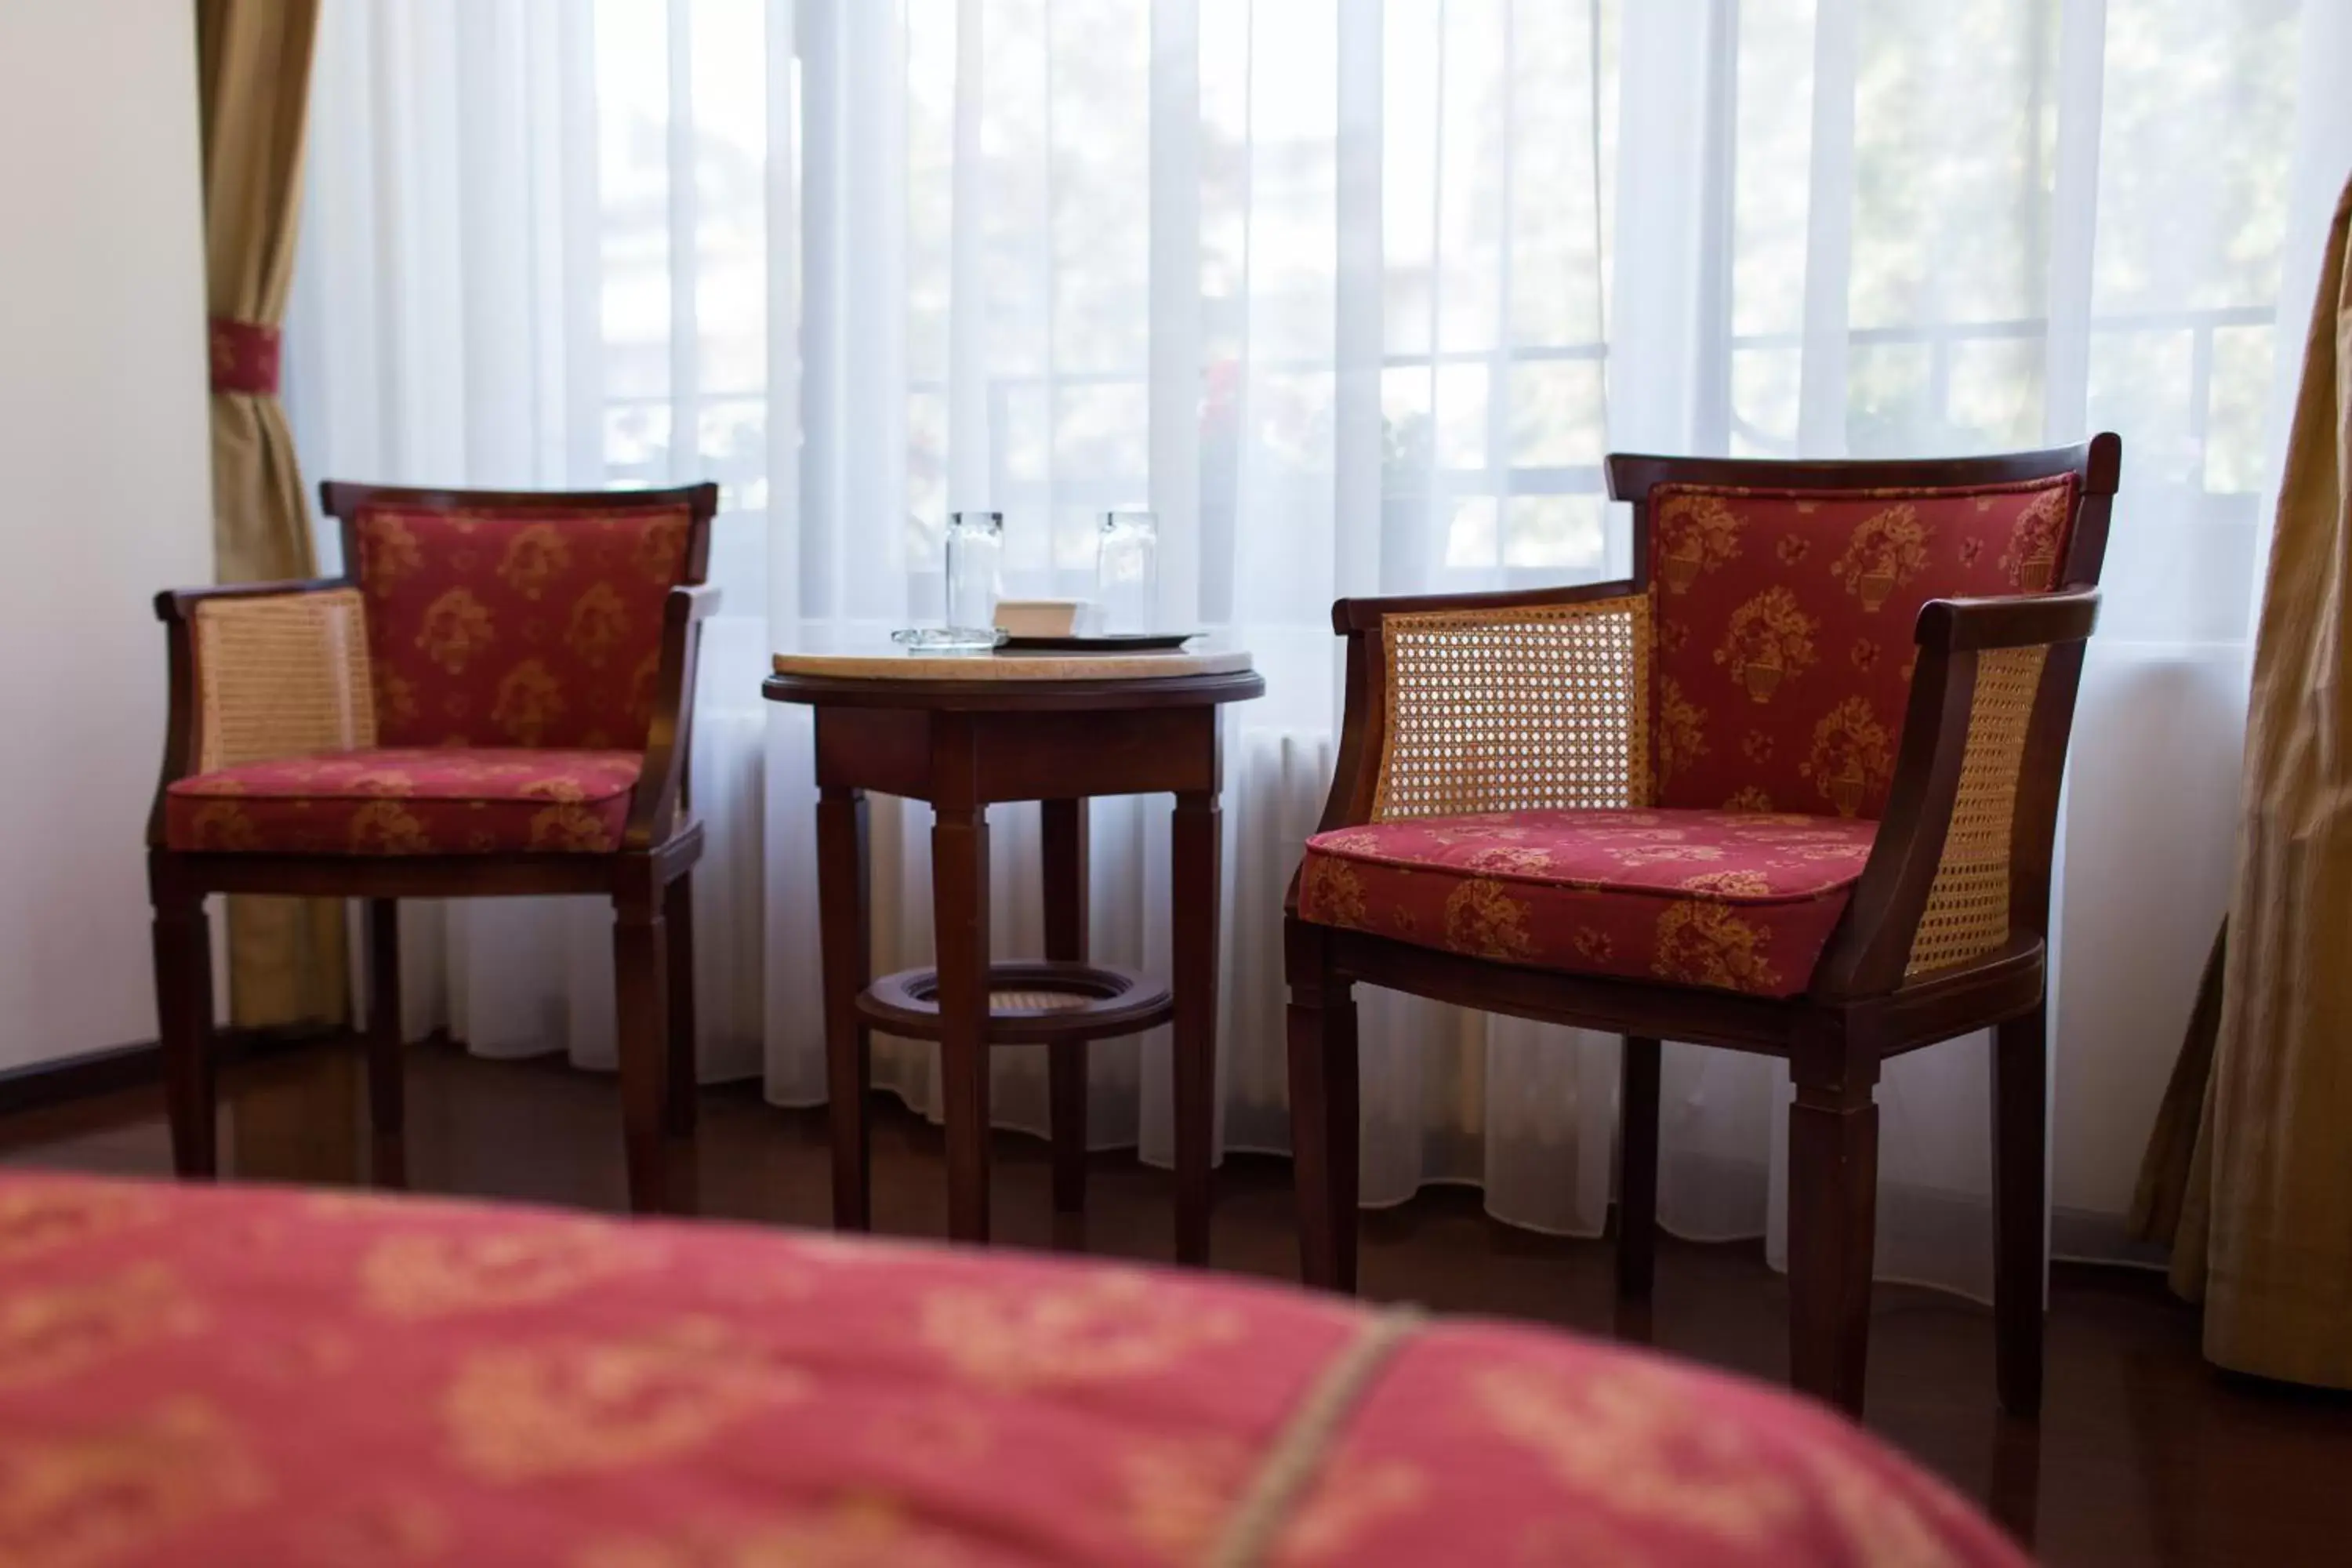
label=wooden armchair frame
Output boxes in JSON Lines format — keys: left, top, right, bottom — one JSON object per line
{"left": 1286, "top": 436, "right": 2118, "bottom": 1417}
{"left": 147, "top": 481, "right": 721, "bottom": 1214}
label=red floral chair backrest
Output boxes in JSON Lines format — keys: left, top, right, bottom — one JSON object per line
{"left": 350, "top": 502, "right": 696, "bottom": 750}
{"left": 1648, "top": 477, "right": 2078, "bottom": 819}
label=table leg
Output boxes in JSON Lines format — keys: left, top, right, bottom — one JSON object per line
{"left": 818, "top": 787, "right": 873, "bottom": 1231}
{"left": 1042, "top": 798, "right": 1090, "bottom": 1214}
{"left": 1171, "top": 789, "right": 1221, "bottom": 1265}
{"left": 934, "top": 803, "right": 993, "bottom": 1244}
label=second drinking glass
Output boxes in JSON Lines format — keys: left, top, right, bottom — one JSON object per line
{"left": 1096, "top": 510, "right": 1159, "bottom": 635}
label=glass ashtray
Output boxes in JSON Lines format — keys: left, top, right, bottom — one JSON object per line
{"left": 891, "top": 626, "right": 1007, "bottom": 652}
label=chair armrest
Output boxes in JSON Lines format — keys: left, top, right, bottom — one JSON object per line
{"left": 624, "top": 583, "right": 724, "bottom": 850}
{"left": 1810, "top": 590, "right": 2100, "bottom": 1000}
{"left": 1913, "top": 590, "right": 2100, "bottom": 652}
{"left": 148, "top": 579, "right": 373, "bottom": 847}
{"left": 1312, "top": 578, "right": 1650, "bottom": 837}
{"left": 154, "top": 576, "right": 353, "bottom": 622}
{"left": 1330, "top": 577, "right": 1644, "bottom": 634}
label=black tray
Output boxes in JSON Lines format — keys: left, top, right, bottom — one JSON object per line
{"left": 996, "top": 633, "right": 1199, "bottom": 653}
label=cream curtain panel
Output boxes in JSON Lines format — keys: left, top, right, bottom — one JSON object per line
{"left": 2163, "top": 170, "right": 2352, "bottom": 1390}
{"left": 198, "top": 0, "right": 340, "bottom": 1029}
{"left": 287, "top": 0, "right": 2341, "bottom": 1302}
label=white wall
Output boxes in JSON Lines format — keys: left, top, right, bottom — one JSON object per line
{"left": 0, "top": 2, "right": 213, "bottom": 1069}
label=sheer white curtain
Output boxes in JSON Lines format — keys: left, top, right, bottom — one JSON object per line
{"left": 285, "top": 0, "right": 2344, "bottom": 1294}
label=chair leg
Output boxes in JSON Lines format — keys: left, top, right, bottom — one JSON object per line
{"left": 663, "top": 872, "right": 699, "bottom": 1138}
{"left": 152, "top": 888, "right": 216, "bottom": 1179}
{"left": 1617, "top": 1034, "right": 1661, "bottom": 1301}
{"left": 1041, "top": 799, "right": 1089, "bottom": 1215}
{"left": 1993, "top": 1004, "right": 2049, "bottom": 1417}
{"left": 1788, "top": 1056, "right": 1879, "bottom": 1417}
{"left": 1285, "top": 916, "right": 1358, "bottom": 1293}
{"left": 612, "top": 870, "right": 673, "bottom": 1216}
{"left": 365, "top": 898, "right": 406, "bottom": 1189}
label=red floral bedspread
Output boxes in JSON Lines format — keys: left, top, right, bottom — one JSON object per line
{"left": 0, "top": 1173, "right": 2023, "bottom": 1566}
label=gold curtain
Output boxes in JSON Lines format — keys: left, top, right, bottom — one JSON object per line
{"left": 2151, "top": 172, "right": 2352, "bottom": 1390}
{"left": 198, "top": 0, "right": 345, "bottom": 1029}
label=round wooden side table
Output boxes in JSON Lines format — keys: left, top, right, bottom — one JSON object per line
{"left": 763, "top": 644, "right": 1265, "bottom": 1263}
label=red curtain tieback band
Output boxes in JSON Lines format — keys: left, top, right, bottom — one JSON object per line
{"left": 209, "top": 316, "right": 281, "bottom": 396}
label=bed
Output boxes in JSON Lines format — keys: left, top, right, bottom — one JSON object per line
{"left": 0, "top": 1171, "right": 2023, "bottom": 1566}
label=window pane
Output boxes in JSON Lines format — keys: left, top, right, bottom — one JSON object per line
{"left": 697, "top": 397, "right": 768, "bottom": 512}
{"left": 2205, "top": 323, "right": 2275, "bottom": 495}
{"left": 1442, "top": 495, "right": 1497, "bottom": 569}
{"left": 1946, "top": 336, "right": 2042, "bottom": 452}
{"left": 1508, "top": 360, "right": 1604, "bottom": 468}
{"left": 1504, "top": 495, "right": 1606, "bottom": 572}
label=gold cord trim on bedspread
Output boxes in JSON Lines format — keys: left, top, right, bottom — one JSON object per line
{"left": 1206, "top": 1306, "right": 1426, "bottom": 1568}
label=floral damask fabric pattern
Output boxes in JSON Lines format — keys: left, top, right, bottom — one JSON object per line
{"left": 352, "top": 503, "right": 692, "bottom": 751}
{"left": 164, "top": 747, "right": 641, "bottom": 855}
{"left": 0, "top": 1173, "right": 2024, "bottom": 1566}
{"left": 1650, "top": 478, "right": 2076, "bottom": 818}
{"left": 1298, "top": 809, "right": 1876, "bottom": 998}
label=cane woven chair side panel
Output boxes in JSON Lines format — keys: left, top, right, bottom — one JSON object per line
{"left": 1904, "top": 644, "right": 2048, "bottom": 977}
{"left": 191, "top": 589, "right": 379, "bottom": 772}
{"left": 1370, "top": 595, "right": 1652, "bottom": 822}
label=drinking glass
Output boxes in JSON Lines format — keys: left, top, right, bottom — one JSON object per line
{"left": 944, "top": 510, "right": 1004, "bottom": 641}
{"left": 1096, "top": 510, "right": 1159, "bottom": 634}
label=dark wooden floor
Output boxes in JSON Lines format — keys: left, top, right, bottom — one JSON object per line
{"left": 6, "top": 1039, "right": 2348, "bottom": 1566}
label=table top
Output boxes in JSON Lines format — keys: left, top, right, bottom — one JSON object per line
{"left": 764, "top": 638, "right": 1263, "bottom": 712}
{"left": 769, "top": 644, "right": 1253, "bottom": 682}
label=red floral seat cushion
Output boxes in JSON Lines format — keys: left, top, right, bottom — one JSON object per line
{"left": 1650, "top": 477, "right": 2076, "bottom": 818}
{"left": 1298, "top": 808, "right": 1877, "bottom": 998}
{"left": 164, "top": 747, "right": 641, "bottom": 855}
{"left": 350, "top": 502, "right": 693, "bottom": 750}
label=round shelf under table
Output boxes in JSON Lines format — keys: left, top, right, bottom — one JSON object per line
{"left": 857, "top": 961, "right": 1174, "bottom": 1044}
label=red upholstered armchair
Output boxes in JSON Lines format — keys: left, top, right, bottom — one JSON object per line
{"left": 1287, "top": 438, "right": 2118, "bottom": 1417}
{"left": 147, "top": 481, "right": 720, "bottom": 1213}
